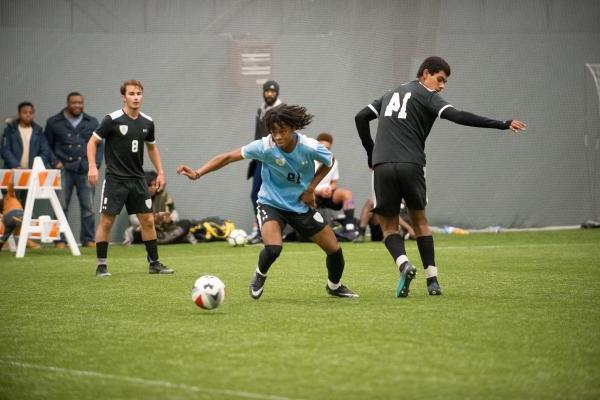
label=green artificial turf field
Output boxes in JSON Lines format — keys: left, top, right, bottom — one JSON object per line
{"left": 0, "top": 230, "right": 599, "bottom": 400}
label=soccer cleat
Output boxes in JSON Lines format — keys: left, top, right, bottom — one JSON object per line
{"left": 326, "top": 284, "right": 359, "bottom": 298}
{"left": 396, "top": 262, "right": 416, "bottom": 298}
{"left": 96, "top": 264, "right": 111, "bottom": 277}
{"left": 249, "top": 272, "right": 267, "bottom": 299}
{"left": 427, "top": 281, "right": 442, "bottom": 296}
{"left": 148, "top": 261, "right": 175, "bottom": 274}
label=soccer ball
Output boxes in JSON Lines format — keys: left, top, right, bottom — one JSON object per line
{"left": 192, "top": 275, "right": 225, "bottom": 310}
{"left": 227, "top": 229, "right": 247, "bottom": 247}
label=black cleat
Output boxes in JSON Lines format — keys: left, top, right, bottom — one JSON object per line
{"left": 96, "top": 264, "right": 111, "bottom": 277}
{"left": 427, "top": 281, "right": 443, "bottom": 296}
{"left": 326, "top": 284, "right": 359, "bottom": 298}
{"left": 149, "top": 261, "right": 175, "bottom": 274}
{"left": 396, "top": 262, "right": 416, "bottom": 298}
{"left": 249, "top": 272, "right": 267, "bottom": 299}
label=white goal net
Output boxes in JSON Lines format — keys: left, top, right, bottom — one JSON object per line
{"left": 585, "top": 64, "right": 600, "bottom": 219}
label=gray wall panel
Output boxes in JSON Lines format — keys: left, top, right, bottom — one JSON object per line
{"left": 1, "top": 0, "right": 599, "bottom": 242}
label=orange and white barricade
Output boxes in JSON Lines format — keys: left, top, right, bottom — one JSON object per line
{"left": 0, "top": 156, "right": 80, "bottom": 257}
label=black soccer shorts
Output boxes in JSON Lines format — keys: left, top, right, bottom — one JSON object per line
{"left": 256, "top": 203, "right": 328, "bottom": 239}
{"left": 372, "top": 162, "right": 427, "bottom": 216}
{"left": 99, "top": 176, "right": 152, "bottom": 215}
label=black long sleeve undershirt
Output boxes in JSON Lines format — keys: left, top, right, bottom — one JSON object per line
{"left": 354, "top": 106, "right": 377, "bottom": 168}
{"left": 441, "top": 107, "right": 511, "bottom": 130}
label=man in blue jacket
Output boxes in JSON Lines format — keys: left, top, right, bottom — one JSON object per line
{"left": 44, "top": 92, "right": 101, "bottom": 248}
{"left": 1, "top": 102, "right": 54, "bottom": 250}
{"left": 1, "top": 102, "right": 53, "bottom": 170}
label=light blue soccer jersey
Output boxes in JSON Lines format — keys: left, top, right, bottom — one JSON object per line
{"left": 241, "top": 133, "right": 333, "bottom": 213}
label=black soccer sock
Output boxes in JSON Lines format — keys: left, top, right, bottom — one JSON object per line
{"left": 326, "top": 248, "right": 345, "bottom": 284}
{"left": 257, "top": 245, "right": 282, "bottom": 275}
{"left": 96, "top": 241, "right": 108, "bottom": 265}
{"left": 144, "top": 239, "right": 159, "bottom": 264}
{"left": 416, "top": 235, "right": 435, "bottom": 268}
{"left": 343, "top": 209, "right": 355, "bottom": 228}
{"left": 358, "top": 226, "right": 366, "bottom": 236}
{"left": 417, "top": 235, "right": 438, "bottom": 284}
{"left": 384, "top": 234, "right": 407, "bottom": 268}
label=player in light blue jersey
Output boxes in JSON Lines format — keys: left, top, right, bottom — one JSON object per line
{"left": 177, "top": 104, "right": 358, "bottom": 299}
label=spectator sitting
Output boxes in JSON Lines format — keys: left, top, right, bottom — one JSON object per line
{"left": 314, "top": 132, "right": 356, "bottom": 236}
{"left": 0, "top": 181, "right": 40, "bottom": 251}
{"left": 123, "top": 171, "right": 187, "bottom": 245}
{"left": 354, "top": 197, "right": 415, "bottom": 243}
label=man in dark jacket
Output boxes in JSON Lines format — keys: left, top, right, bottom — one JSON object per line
{"left": 1, "top": 102, "right": 53, "bottom": 250}
{"left": 1, "top": 102, "right": 53, "bottom": 169}
{"left": 44, "top": 92, "right": 101, "bottom": 248}
{"left": 245, "top": 80, "right": 282, "bottom": 244}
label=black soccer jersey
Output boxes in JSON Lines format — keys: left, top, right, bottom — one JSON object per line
{"left": 93, "top": 109, "right": 155, "bottom": 179}
{"left": 369, "top": 80, "right": 451, "bottom": 167}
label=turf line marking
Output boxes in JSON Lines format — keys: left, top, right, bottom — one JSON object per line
{"left": 0, "top": 360, "right": 304, "bottom": 400}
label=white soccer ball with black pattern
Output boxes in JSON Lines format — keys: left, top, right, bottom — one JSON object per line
{"left": 227, "top": 229, "right": 247, "bottom": 247}
{"left": 192, "top": 275, "right": 225, "bottom": 310}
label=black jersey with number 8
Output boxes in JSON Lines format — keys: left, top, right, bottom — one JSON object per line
{"left": 93, "top": 109, "right": 155, "bottom": 180}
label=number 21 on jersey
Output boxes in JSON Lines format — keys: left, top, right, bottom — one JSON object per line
{"left": 384, "top": 92, "right": 411, "bottom": 119}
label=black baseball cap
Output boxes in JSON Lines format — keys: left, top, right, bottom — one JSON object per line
{"left": 262, "top": 80, "right": 279, "bottom": 93}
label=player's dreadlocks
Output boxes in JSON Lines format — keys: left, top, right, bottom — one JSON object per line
{"left": 264, "top": 104, "right": 313, "bottom": 132}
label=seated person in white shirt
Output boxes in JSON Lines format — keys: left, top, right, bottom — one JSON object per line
{"left": 314, "top": 133, "right": 356, "bottom": 232}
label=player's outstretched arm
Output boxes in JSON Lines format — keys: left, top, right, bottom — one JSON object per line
{"left": 440, "top": 107, "right": 527, "bottom": 133}
{"left": 177, "top": 148, "right": 244, "bottom": 181}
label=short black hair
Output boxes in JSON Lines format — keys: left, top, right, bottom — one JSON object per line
{"left": 144, "top": 170, "right": 158, "bottom": 186}
{"left": 417, "top": 56, "right": 451, "bottom": 78}
{"left": 67, "top": 92, "right": 83, "bottom": 102}
{"left": 18, "top": 101, "right": 34, "bottom": 112}
{"left": 264, "top": 104, "right": 313, "bottom": 132}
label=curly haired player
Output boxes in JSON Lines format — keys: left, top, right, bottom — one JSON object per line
{"left": 178, "top": 104, "right": 358, "bottom": 299}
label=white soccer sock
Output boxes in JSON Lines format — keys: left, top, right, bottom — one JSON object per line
{"left": 327, "top": 280, "right": 341, "bottom": 290}
{"left": 395, "top": 255, "right": 409, "bottom": 269}
{"left": 424, "top": 265, "right": 438, "bottom": 278}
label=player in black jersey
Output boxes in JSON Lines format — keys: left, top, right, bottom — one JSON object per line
{"left": 355, "top": 56, "right": 526, "bottom": 297}
{"left": 87, "top": 80, "right": 174, "bottom": 277}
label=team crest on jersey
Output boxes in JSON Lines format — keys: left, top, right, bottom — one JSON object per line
{"left": 119, "top": 125, "right": 128, "bottom": 135}
{"left": 145, "top": 199, "right": 152, "bottom": 209}
{"left": 313, "top": 211, "right": 324, "bottom": 223}
{"left": 275, "top": 157, "right": 286, "bottom": 166}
